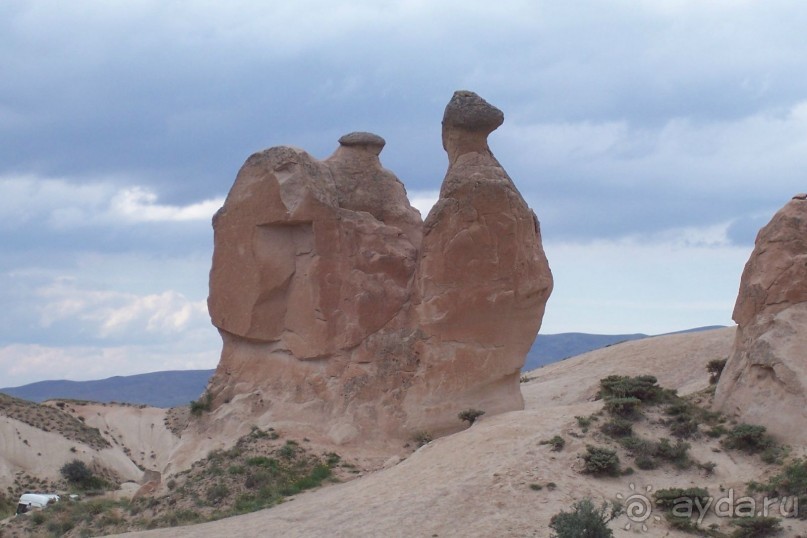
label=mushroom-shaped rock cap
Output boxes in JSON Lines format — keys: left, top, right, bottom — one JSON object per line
{"left": 442, "top": 90, "right": 504, "bottom": 133}
{"left": 338, "top": 131, "right": 386, "bottom": 149}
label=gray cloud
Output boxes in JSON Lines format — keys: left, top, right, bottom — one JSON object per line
{"left": 2, "top": 1, "right": 807, "bottom": 382}
{"left": 4, "top": 1, "right": 805, "bottom": 210}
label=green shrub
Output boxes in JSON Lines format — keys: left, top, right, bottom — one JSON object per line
{"left": 60, "top": 459, "right": 106, "bottom": 490}
{"left": 603, "top": 397, "right": 642, "bottom": 418}
{"left": 653, "top": 438, "right": 691, "bottom": 469}
{"left": 707, "top": 358, "right": 728, "bottom": 384}
{"left": 599, "top": 375, "right": 663, "bottom": 402}
{"left": 281, "top": 464, "right": 332, "bottom": 495}
{"left": 698, "top": 461, "right": 717, "bottom": 476}
{"left": 600, "top": 417, "right": 633, "bottom": 438}
{"left": 653, "top": 487, "right": 709, "bottom": 510}
{"left": 636, "top": 454, "right": 658, "bottom": 470}
{"left": 413, "top": 431, "right": 432, "bottom": 447}
{"left": 620, "top": 436, "right": 656, "bottom": 469}
{"left": 189, "top": 392, "right": 212, "bottom": 416}
{"left": 619, "top": 435, "right": 690, "bottom": 469}
{"left": 706, "top": 424, "right": 727, "bottom": 438}
{"left": 581, "top": 445, "right": 620, "bottom": 476}
{"left": 244, "top": 470, "right": 272, "bottom": 490}
{"left": 246, "top": 456, "right": 278, "bottom": 468}
{"left": 752, "top": 458, "right": 807, "bottom": 518}
{"left": 61, "top": 459, "right": 93, "bottom": 484}
{"left": 549, "top": 498, "right": 622, "bottom": 538}
{"left": 730, "top": 516, "right": 782, "bottom": 537}
{"left": 458, "top": 408, "right": 485, "bottom": 426}
{"left": 278, "top": 441, "right": 297, "bottom": 459}
{"left": 540, "top": 435, "right": 566, "bottom": 451}
{"left": 723, "top": 424, "right": 775, "bottom": 454}
{"left": 575, "top": 415, "right": 592, "bottom": 431}
{"left": 206, "top": 483, "right": 229, "bottom": 505}
{"left": 666, "top": 415, "right": 699, "bottom": 439}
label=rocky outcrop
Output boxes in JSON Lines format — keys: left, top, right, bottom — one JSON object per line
{"left": 714, "top": 195, "right": 807, "bottom": 444}
{"left": 404, "top": 92, "right": 553, "bottom": 426}
{"left": 204, "top": 91, "right": 552, "bottom": 444}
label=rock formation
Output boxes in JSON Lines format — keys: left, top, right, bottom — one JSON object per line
{"left": 714, "top": 194, "right": 807, "bottom": 444}
{"left": 205, "top": 91, "right": 552, "bottom": 444}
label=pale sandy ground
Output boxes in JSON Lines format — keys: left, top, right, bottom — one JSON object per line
{"left": 69, "top": 403, "right": 181, "bottom": 474}
{"left": 108, "top": 327, "right": 807, "bottom": 538}
{"left": 0, "top": 417, "right": 142, "bottom": 486}
{"left": 0, "top": 403, "right": 179, "bottom": 493}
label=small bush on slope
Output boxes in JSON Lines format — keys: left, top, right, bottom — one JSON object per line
{"left": 730, "top": 516, "right": 782, "bottom": 537}
{"left": 458, "top": 408, "right": 485, "bottom": 426}
{"left": 549, "top": 498, "right": 622, "bottom": 538}
{"left": 581, "top": 445, "right": 621, "bottom": 476}
{"left": 0, "top": 393, "right": 109, "bottom": 449}
{"left": 706, "top": 358, "right": 728, "bottom": 384}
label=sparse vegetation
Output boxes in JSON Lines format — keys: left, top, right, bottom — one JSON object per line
{"left": 598, "top": 374, "right": 667, "bottom": 403}
{"left": 600, "top": 417, "right": 633, "bottom": 438}
{"left": 549, "top": 498, "right": 622, "bottom": 538}
{"left": 722, "top": 423, "right": 784, "bottom": 463}
{"left": 189, "top": 392, "right": 213, "bottom": 416}
{"left": 603, "top": 396, "right": 642, "bottom": 418}
{"left": 747, "top": 458, "right": 807, "bottom": 518}
{"left": 0, "top": 393, "right": 110, "bottom": 450}
{"left": 412, "top": 431, "right": 432, "bottom": 447}
{"left": 707, "top": 424, "right": 728, "bottom": 438}
{"left": 707, "top": 358, "right": 728, "bottom": 384}
{"left": 60, "top": 459, "right": 107, "bottom": 490}
{"left": 0, "top": 491, "right": 15, "bottom": 519}
{"left": 575, "top": 415, "right": 593, "bottom": 432}
{"left": 539, "top": 435, "right": 566, "bottom": 451}
{"left": 620, "top": 435, "right": 691, "bottom": 470}
{"left": 698, "top": 460, "right": 717, "bottom": 476}
{"left": 580, "top": 445, "right": 620, "bottom": 476}
{"left": 458, "top": 408, "right": 485, "bottom": 426}
{"left": 730, "top": 516, "right": 782, "bottom": 537}
{"left": 653, "top": 487, "right": 710, "bottom": 510}
{"left": 4, "top": 427, "right": 349, "bottom": 536}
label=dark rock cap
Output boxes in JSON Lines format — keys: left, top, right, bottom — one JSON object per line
{"left": 338, "top": 132, "right": 386, "bottom": 148}
{"left": 442, "top": 91, "right": 504, "bottom": 133}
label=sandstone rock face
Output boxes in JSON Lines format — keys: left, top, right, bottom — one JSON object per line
{"left": 714, "top": 196, "right": 807, "bottom": 444}
{"left": 205, "top": 91, "right": 552, "bottom": 444}
{"left": 405, "top": 92, "right": 553, "bottom": 426}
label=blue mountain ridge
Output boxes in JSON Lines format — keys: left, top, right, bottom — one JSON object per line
{"left": 1, "top": 327, "right": 724, "bottom": 407}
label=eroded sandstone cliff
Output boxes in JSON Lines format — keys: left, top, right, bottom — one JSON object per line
{"left": 204, "top": 91, "right": 552, "bottom": 444}
{"left": 714, "top": 194, "right": 807, "bottom": 444}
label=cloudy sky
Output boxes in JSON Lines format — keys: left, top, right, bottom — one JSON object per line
{"left": 2, "top": 0, "right": 806, "bottom": 387}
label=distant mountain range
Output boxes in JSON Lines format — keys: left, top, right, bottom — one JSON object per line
{"left": 524, "top": 332, "right": 647, "bottom": 371}
{"left": 1, "top": 327, "right": 724, "bottom": 407}
{"left": 0, "top": 369, "right": 215, "bottom": 408}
